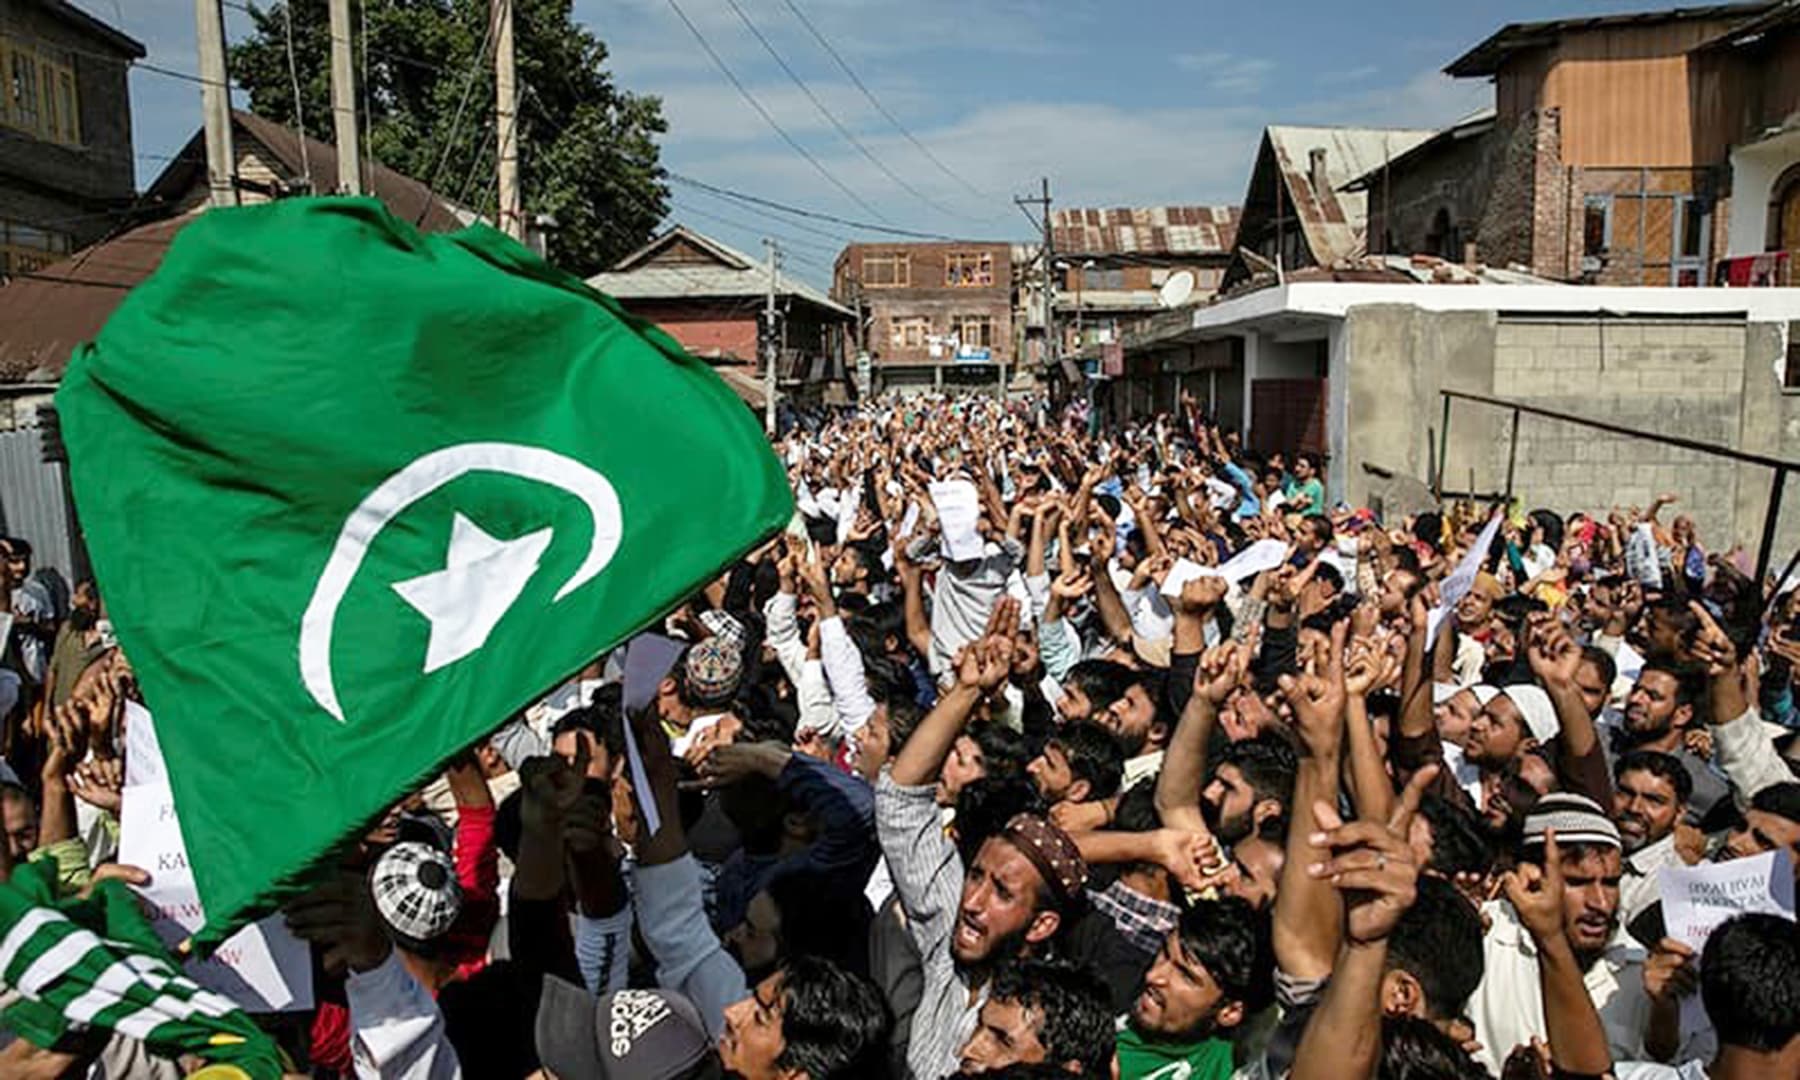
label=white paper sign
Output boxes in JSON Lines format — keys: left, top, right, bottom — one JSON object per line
{"left": 1197, "top": 539, "right": 1291, "bottom": 585}
{"left": 122, "top": 700, "right": 164, "bottom": 787}
{"left": 1627, "top": 522, "right": 1665, "bottom": 590}
{"left": 118, "top": 782, "right": 315, "bottom": 1013}
{"left": 898, "top": 502, "right": 922, "bottom": 542}
{"left": 1159, "top": 559, "right": 1209, "bottom": 600}
{"left": 929, "top": 480, "right": 985, "bottom": 562}
{"left": 1660, "top": 851, "right": 1795, "bottom": 949}
{"left": 1658, "top": 850, "right": 1795, "bottom": 1035}
{"left": 1427, "top": 511, "right": 1504, "bottom": 647}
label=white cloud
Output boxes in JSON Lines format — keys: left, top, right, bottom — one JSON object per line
{"left": 1318, "top": 65, "right": 1380, "bottom": 84}
{"left": 1174, "top": 52, "right": 1276, "bottom": 96}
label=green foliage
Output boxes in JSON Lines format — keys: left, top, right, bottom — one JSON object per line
{"left": 231, "top": 0, "right": 668, "bottom": 275}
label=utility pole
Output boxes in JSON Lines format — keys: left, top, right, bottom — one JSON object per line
{"left": 194, "top": 0, "right": 237, "bottom": 208}
{"left": 327, "top": 0, "right": 363, "bottom": 195}
{"left": 1014, "top": 177, "right": 1054, "bottom": 397}
{"left": 764, "top": 238, "right": 782, "bottom": 436}
{"left": 494, "top": 0, "right": 524, "bottom": 241}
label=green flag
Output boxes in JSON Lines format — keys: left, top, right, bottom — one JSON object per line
{"left": 0, "top": 860, "right": 285, "bottom": 1077}
{"left": 58, "top": 197, "right": 793, "bottom": 947}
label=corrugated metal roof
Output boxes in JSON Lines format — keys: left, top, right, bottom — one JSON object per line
{"left": 1341, "top": 109, "right": 1498, "bottom": 193}
{"left": 1445, "top": 3, "right": 1772, "bottom": 76}
{"left": 587, "top": 224, "right": 854, "bottom": 318}
{"left": 0, "top": 113, "right": 494, "bottom": 382}
{"left": 1266, "top": 125, "right": 1436, "bottom": 267}
{"left": 1050, "top": 205, "right": 1240, "bottom": 256}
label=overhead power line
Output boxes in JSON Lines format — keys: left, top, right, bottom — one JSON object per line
{"left": 778, "top": 0, "right": 989, "bottom": 203}
{"left": 717, "top": 0, "right": 965, "bottom": 222}
{"left": 666, "top": 172, "right": 963, "bottom": 242}
{"left": 662, "top": 0, "right": 892, "bottom": 227}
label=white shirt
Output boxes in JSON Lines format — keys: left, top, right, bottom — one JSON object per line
{"left": 1467, "top": 898, "right": 1651, "bottom": 1076}
{"left": 1620, "top": 833, "right": 1684, "bottom": 925}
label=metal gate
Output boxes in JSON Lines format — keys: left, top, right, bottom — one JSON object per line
{"left": 0, "top": 427, "right": 81, "bottom": 584}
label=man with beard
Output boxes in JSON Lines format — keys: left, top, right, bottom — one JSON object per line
{"left": 878, "top": 605, "right": 1096, "bottom": 1080}
{"left": 1200, "top": 737, "right": 1295, "bottom": 847}
{"left": 956, "top": 958, "right": 1115, "bottom": 1075}
{"left": 1613, "top": 750, "right": 1692, "bottom": 923}
{"left": 1465, "top": 793, "right": 1650, "bottom": 1074}
{"left": 1116, "top": 897, "right": 1274, "bottom": 1080}
{"left": 1609, "top": 664, "right": 1730, "bottom": 825}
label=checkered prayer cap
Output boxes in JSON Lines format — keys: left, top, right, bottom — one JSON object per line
{"left": 1001, "top": 813, "right": 1088, "bottom": 909}
{"left": 370, "top": 841, "right": 463, "bottom": 945}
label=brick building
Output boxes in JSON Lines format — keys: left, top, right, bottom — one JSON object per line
{"left": 833, "top": 241, "right": 1013, "bottom": 394}
{"left": 0, "top": 0, "right": 143, "bottom": 279}
{"left": 1047, "top": 206, "right": 1239, "bottom": 357}
{"left": 591, "top": 225, "right": 855, "bottom": 405}
{"left": 1356, "top": 3, "right": 1800, "bottom": 286}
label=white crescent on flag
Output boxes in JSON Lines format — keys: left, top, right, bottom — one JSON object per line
{"left": 299, "top": 442, "right": 624, "bottom": 722}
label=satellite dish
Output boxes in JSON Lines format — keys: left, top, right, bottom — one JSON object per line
{"left": 1158, "top": 270, "right": 1196, "bottom": 308}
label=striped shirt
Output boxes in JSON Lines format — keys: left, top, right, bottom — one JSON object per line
{"left": 876, "top": 772, "right": 986, "bottom": 1080}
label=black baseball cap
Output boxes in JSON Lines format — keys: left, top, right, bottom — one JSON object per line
{"left": 535, "top": 979, "right": 723, "bottom": 1080}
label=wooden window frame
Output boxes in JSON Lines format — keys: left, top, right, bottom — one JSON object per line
{"left": 863, "top": 251, "right": 911, "bottom": 288}
{"left": 0, "top": 36, "right": 80, "bottom": 147}
{"left": 945, "top": 251, "right": 994, "bottom": 288}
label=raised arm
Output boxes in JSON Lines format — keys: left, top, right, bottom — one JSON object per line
{"left": 1501, "top": 833, "right": 1615, "bottom": 1078}
{"left": 1155, "top": 592, "right": 1237, "bottom": 833}
{"left": 890, "top": 601, "right": 1016, "bottom": 787}
{"left": 1527, "top": 613, "right": 1612, "bottom": 806}
{"left": 1273, "top": 623, "right": 1351, "bottom": 983}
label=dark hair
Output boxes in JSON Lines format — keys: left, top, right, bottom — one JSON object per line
{"left": 773, "top": 955, "right": 892, "bottom": 1080}
{"left": 954, "top": 775, "right": 1046, "bottom": 867}
{"left": 1527, "top": 509, "right": 1564, "bottom": 554}
{"left": 766, "top": 873, "right": 872, "bottom": 978}
{"left": 1391, "top": 546, "right": 1423, "bottom": 575}
{"left": 970, "top": 722, "right": 1028, "bottom": 782}
{"left": 1064, "top": 659, "right": 1135, "bottom": 716}
{"left": 549, "top": 688, "right": 627, "bottom": 762}
{"left": 1306, "top": 517, "right": 1334, "bottom": 547}
{"left": 1109, "top": 783, "right": 1161, "bottom": 833}
{"left": 1418, "top": 795, "right": 1493, "bottom": 879}
{"left": 1377, "top": 1014, "right": 1489, "bottom": 1080}
{"left": 1750, "top": 781, "right": 1800, "bottom": 824}
{"left": 1312, "top": 561, "right": 1345, "bottom": 596}
{"left": 3, "top": 537, "right": 31, "bottom": 558}
{"left": 1700, "top": 913, "right": 1800, "bottom": 1053}
{"left": 848, "top": 602, "right": 908, "bottom": 662}
{"left": 1046, "top": 723, "right": 1125, "bottom": 801}
{"left": 1579, "top": 645, "right": 1616, "bottom": 690}
{"left": 1174, "top": 897, "right": 1275, "bottom": 1015}
{"left": 1386, "top": 876, "right": 1484, "bottom": 1020}
{"left": 1217, "top": 736, "right": 1299, "bottom": 810}
{"left": 1616, "top": 749, "right": 1693, "bottom": 806}
{"left": 1640, "top": 662, "right": 1705, "bottom": 713}
{"left": 988, "top": 959, "right": 1115, "bottom": 1076}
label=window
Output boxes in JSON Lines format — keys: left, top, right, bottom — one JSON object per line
{"left": 890, "top": 315, "right": 929, "bottom": 348}
{"left": 0, "top": 37, "right": 79, "bottom": 146}
{"left": 953, "top": 314, "right": 993, "bottom": 350}
{"left": 0, "top": 219, "right": 72, "bottom": 279}
{"left": 1082, "top": 267, "right": 1125, "bottom": 290}
{"left": 1582, "top": 195, "right": 1612, "bottom": 270}
{"left": 945, "top": 251, "right": 993, "bottom": 287}
{"left": 863, "top": 251, "right": 910, "bottom": 287}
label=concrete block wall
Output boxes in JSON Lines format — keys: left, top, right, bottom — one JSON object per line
{"left": 1484, "top": 318, "right": 1747, "bottom": 544}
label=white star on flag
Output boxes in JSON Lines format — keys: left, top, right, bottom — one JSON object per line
{"left": 393, "top": 512, "right": 553, "bottom": 673}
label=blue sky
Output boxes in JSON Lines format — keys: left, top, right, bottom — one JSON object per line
{"left": 111, "top": 0, "right": 1644, "bottom": 283}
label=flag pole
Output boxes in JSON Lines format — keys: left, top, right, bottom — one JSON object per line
{"left": 764, "top": 238, "right": 782, "bottom": 435}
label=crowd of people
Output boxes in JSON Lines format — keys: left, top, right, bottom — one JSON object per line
{"left": 1, "top": 390, "right": 1798, "bottom": 1079}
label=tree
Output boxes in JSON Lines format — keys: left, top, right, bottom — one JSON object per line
{"left": 232, "top": 0, "right": 669, "bottom": 276}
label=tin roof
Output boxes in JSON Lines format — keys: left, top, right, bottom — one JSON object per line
{"left": 1445, "top": 3, "right": 1772, "bottom": 76}
{"left": 0, "top": 113, "right": 480, "bottom": 382}
{"left": 1265, "top": 126, "right": 1435, "bottom": 264}
{"left": 1050, "top": 206, "right": 1240, "bottom": 257}
{"left": 588, "top": 225, "right": 854, "bottom": 318}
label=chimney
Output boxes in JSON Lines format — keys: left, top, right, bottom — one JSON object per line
{"left": 1308, "top": 148, "right": 1329, "bottom": 195}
